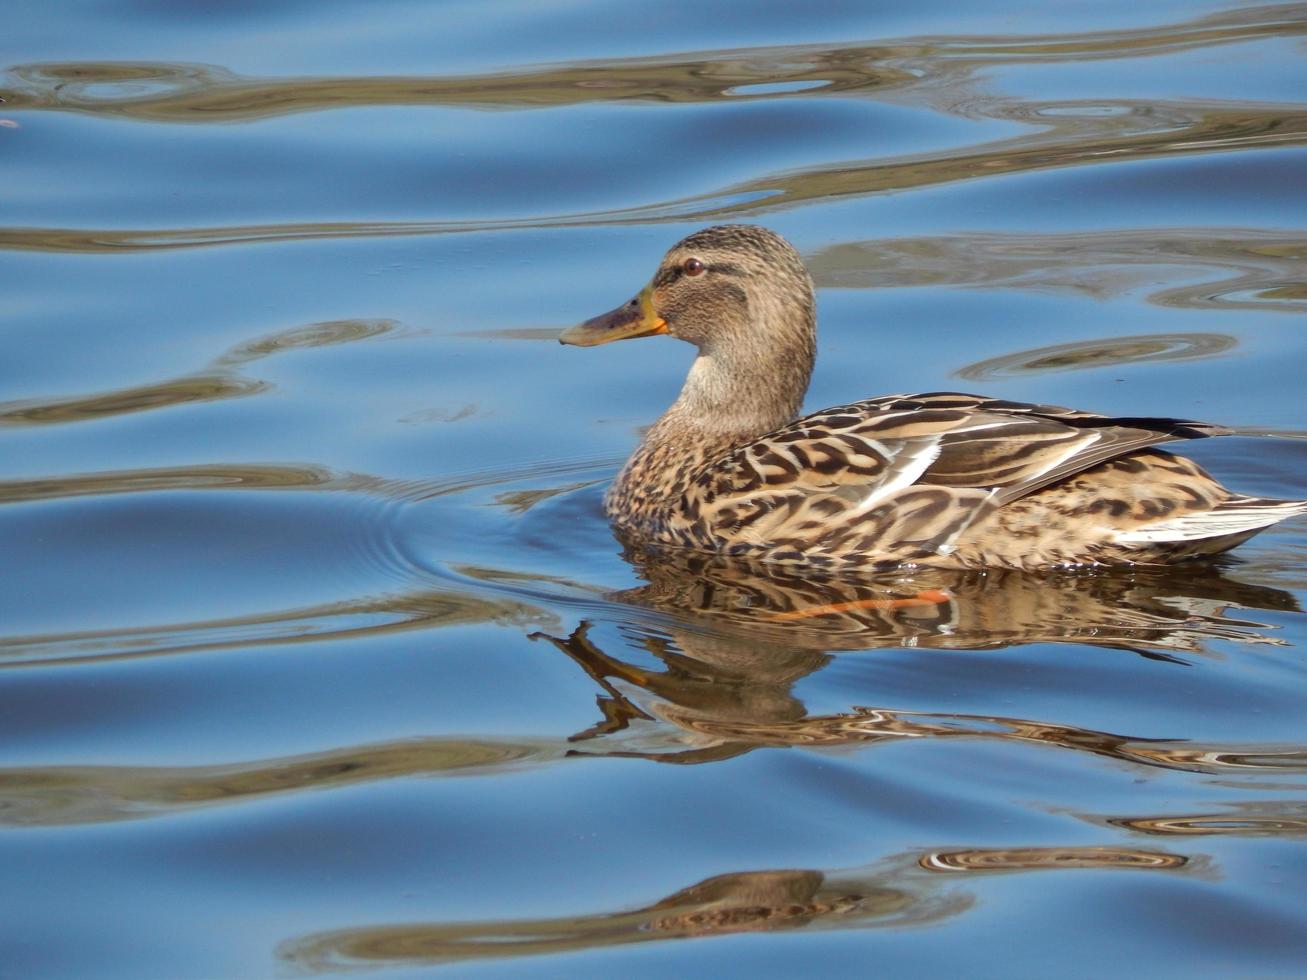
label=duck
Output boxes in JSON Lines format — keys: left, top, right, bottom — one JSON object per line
{"left": 560, "top": 224, "right": 1307, "bottom": 570}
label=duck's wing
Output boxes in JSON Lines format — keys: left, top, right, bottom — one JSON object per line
{"left": 690, "top": 392, "right": 1228, "bottom": 561}
{"left": 841, "top": 392, "right": 1228, "bottom": 504}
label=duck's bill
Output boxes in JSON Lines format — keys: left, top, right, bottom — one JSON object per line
{"left": 559, "top": 286, "right": 668, "bottom": 347}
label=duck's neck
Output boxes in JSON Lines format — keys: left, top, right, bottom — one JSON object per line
{"left": 669, "top": 343, "right": 811, "bottom": 439}
{"left": 610, "top": 330, "right": 816, "bottom": 510}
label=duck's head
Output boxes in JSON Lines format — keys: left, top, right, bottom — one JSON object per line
{"left": 560, "top": 224, "right": 815, "bottom": 359}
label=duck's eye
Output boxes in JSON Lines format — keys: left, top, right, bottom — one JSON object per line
{"left": 682, "top": 257, "right": 705, "bottom": 277}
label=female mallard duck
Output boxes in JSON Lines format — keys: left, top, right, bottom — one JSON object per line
{"left": 561, "top": 225, "right": 1306, "bottom": 570}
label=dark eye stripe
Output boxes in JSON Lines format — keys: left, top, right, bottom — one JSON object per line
{"left": 652, "top": 260, "right": 747, "bottom": 287}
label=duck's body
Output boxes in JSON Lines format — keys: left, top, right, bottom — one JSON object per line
{"left": 562, "top": 225, "right": 1306, "bottom": 570}
{"left": 606, "top": 389, "right": 1303, "bottom": 570}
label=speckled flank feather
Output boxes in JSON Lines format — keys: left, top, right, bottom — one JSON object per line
{"left": 572, "top": 225, "right": 1307, "bottom": 570}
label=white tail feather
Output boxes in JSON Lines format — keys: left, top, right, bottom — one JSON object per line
{"left": 1115, "top": 498, "right": 1307, "bottom": 544}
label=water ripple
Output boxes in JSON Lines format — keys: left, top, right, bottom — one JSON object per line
{"left": 809, "top": 228, "right": 1307, "bottom": 314}
{"left": 1103, "top": 803, "right": 1307, "bottom": 836}
{"left": 275, "top": 842, "right": 1201, "bottom": 971}
{"left": 4, "top": 1, "right": 1307, "bottom": 975}
{"left": 0, "top": 737, "right": 560, "bottom": 827}
{"left": 4, "top": 4, "right": 1303, "bottom": 122}
{"left": 2, "top": 101, "right": 1302, "bottom": 253}
{"left": 0, "top": 317, "right": 403, "bottom": 427}
{"left": 955, "top": 334, "right": 1238, "bottom": 380}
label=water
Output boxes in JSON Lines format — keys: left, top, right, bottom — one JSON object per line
{"left": 3, "top": 2, "right": 1306, "bottom": 976}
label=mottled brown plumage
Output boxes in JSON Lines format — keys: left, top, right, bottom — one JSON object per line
{"left": 561, "top": 225, "right": 1306, "bottom": 570}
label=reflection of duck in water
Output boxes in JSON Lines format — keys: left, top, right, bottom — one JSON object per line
{"left": 532, "top": 553, "right": 1297, "bottom": 762}
{"left": 612, "top": 545, "right": 1297, "bottom": 654}
{"left": 561, "top": 225, "right": 1306, "bottom": 569}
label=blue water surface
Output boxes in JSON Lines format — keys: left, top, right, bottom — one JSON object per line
{"left": 2, "top": 2, "right": 1306, "bottom": 977}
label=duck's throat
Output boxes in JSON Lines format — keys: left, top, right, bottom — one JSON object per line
{"left": 674, "top": 347, "right": 811, "bottom": 439}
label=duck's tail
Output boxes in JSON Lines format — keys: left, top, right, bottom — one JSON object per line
{"left": 1114, "top": 495, "right": 1307, "bottom": 556}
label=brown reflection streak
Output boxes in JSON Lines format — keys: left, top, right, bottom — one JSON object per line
{"left": 919, "top": 846, "right": 1187, "bottom": 872}
{"left": 3, "top": 6, "right": 1302, "bottom": 122}
{"left": 0, "top": 583, "right": 553, "bottom": 669}
{"left": 720, "top": 101, "right": 1307, "bottom": 221}
{"left": 3, "top": 105, "right": 1304, "bottom": 256}
{"left": 624, "top": 705, "right": 1307, "bottom": 780}
{"left": 808, "top": 229, "right": 1307, "bottom": 316}
{"left": 277, "top": 841, "right": 1194, "bottom": 970}
{"left": 0, "top": 737, "right": 557, "bottom": 828}
{"left": 0, "top": 55, "right": 906, "bottom": 121}
{"left": 0, "top": 454, "right": 618, "bottom": 512}
{"left": 1123, "top": 746, "right": 1307, "bottom": 774}
{"left": 278, "top": 866, "right": 946, "bottom": 970}
{"left": 0, "top": 375, "right": 268, "bottom": 425}
{"left": 627, "top": 701, "right": 1307, "bottom": 778}
{"left": 1101, "top": 802, "right": 1307, "bottom": 836}
{"left": 0, "top": 463, "right": 334, "bottom": 505}
{"left": 955, "top": 335, "right": 1238, "bottom": 381}
{"left": 3, "top": 9, "right": 1306, "bottom": 253}
{"left": 214, "top": 316, "right": 400, "bottom": 365}
{"left": 0, "top": 318, "right": 397, "bottom": 428}
{"left": 494, "top": 480, "right": 603, "bottom": 514}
